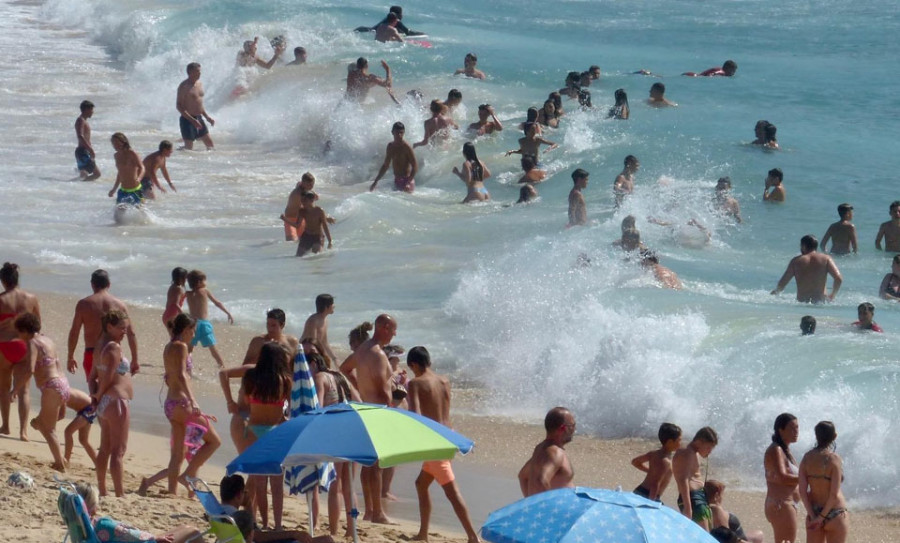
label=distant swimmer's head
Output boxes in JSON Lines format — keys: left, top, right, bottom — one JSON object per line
{"left": 477, "top": 103, "right": 491, "bottom": 119}
{"left": 589, "top": 65, "right": 601, "bottom": 80}
{"left": 429, "top": 99, "right": 444, "bottom": 114}
{"left": 658, "top": 422, "right": 683, "bottom": 451}
{"left": 186, "top": 62, "right": 201, "bottom": 77}
{"left": 614, "top": 88, "right": 629, "bottom": 105}
{"left": 764, "top": 123, "right": 777, "bottom": 143}
{"left": 722, "top": 60, "right": 738, "bottom": 76}
{"left": 624, "top": 154, "right": 640, "bottom": 171}
{"left": 243, "top": 40, "right": 256, "bottom": 54}
{"left": 858, "top": 301, "right": 875, "bottom": 321}
{"left": 517, "top": 184, "right": 538, "bottom": 204}
{"left": 446, "top": 88, "right": 462, "bottom": 104}
{"left": 692, "top": 426, "right": 718, "bottom": 457}
{"left": 800, "top": 315, "right": 816, "bottom": 335}
{"left": 754, "top": 120, "right": 770, "bottom": 140}
{"left": 386, "top": 12, "right": 399, "bottom": 24}
{"left": 392, "top": 121, "right": 405, "bottom": 136}
{"left": 890, "top": 200, "right": 900, "bottom": 217}
{"left": 893, "top": 254, "right": 900, "bottom": 268}
{"left": 356, "top": 57, "right": 368, "bottom": 70}
{"left": 80, "top": 100, "right": 94, "bottom": 116}
{"left": 90, "top": 269, "right": 110, "bottom": 290}
{"left": 814, "top": 421, "right": 837, "bottom": 450}
{"left": 521, "top": 156, "right": 536, "bottom": 172}
{"left": 800, "top": 234, "right": 819, "bottom": 253}
{"left": 621, "top": 228, "right": 641, "bottom": 251}
{"left": 767, "top": 167, "right": 783, "bottom": 184}
{"left": 407, "top": 89, "right": 424, "bottom": 102}
{"left": 649, "top": 82, "right": 666, "bottom": 98}
{"left": 389, "top": 5, "right": 403, "bottom": 19}
{"left": 464, "top": 53, "right": 478, "bottom": 67}
{"left": 293, "top": 47, "right": 307, "bottom": 63}
{"left": 621, "top": 215, "right": 637, "bottom": 231}
{"left": 110, "top": 132, "right": 130, "bottom": 151}
{"left": 716, "top": 176, "right": 732, "bottom": 192}
{"left": 526, "top": 107, "right": 539, "bottom": 123}
{"left": 837, "top": 203, "right": 853, "bottom": 220}
{"left": 523, "top": 121, "right": 537, "bottom": 136}
{"left": 571, "top": 168, "right": 589, "bottom": 187}
{"left": 0, "top": 262, "right": 19, "bottom": 289}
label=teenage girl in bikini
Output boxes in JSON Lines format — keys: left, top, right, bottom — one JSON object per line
{"left": 764, "top": 413, "right": 801, "bottom": 543}
{"left": 799, "top": 421, "right": 849, "bottom": 543}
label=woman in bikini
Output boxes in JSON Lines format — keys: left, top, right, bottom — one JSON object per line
{"left": 799, "top": 421, "right": 849, "bottom": 543}
{"left": 608, "top": 88, "right": 630, "bottom": 120}
{"left": 92, "top": 309, "right": 133, "bottom": 497}
{"left": 161, "top": 267, "right": 188, "bottom": 327}
{"left": 0, "top": 262, "right": 41, "bottom": 439}
{"left": 764, "top": 413, "right": 800, "bottom": 543}
{"left": 878, "top": 254, "right": 900, "bottom": 301}
{"left": 242, "top": 342, "right": 292, "bottom": 529}
{"left": 339, "top": 321, "right": 372, "bottom": 390}
{"left": 453, "top": 142, "right": 491, "bottom": 203}
{"left": 139, "top": 313, "right": 220, "bottom": 497}
{"left": 537, "top": 100, "right": 559, "bottom": 128}
{"left": 13, "top": 313, "right": 68, "bottom": 471}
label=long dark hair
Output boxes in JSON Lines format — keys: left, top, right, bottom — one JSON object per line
{"left": 0, "top": 262, "right": 19, "bottom": 288}
{"left": 243, "top": 342, "right": 291, "bottom": 403}
{"left": 814, "top": 421, "right": 837, "bottom": 450}
{"left": 462, "top": 142, "right": 484, "bottom": 182}
{"left": 772, "top": 413, "right": 797, "bottom": 464}
{"left": 167, "top": 313, "right": 196, "bottom": 339}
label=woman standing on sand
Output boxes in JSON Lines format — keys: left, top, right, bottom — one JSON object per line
{"left": 799, "top": 421, "right": 849, "bottom": 543}
{"left": 764, "top": 413, "right": 800, "bottom": 543}
{"left": 243, "top": 342, "right": 292, "bottom": 529}
{"left": 92, "top": 310, "right": 133, "bottom": 497}
{"left": 0, "top": 262, "right": 41, "bottom": 440}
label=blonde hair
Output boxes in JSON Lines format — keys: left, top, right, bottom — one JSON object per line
{"left": 75, "top": 482, "right": 99, "bottom": 513}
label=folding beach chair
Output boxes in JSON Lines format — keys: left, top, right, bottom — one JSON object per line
{"left": 185, "top": 476, "right": 245, "bottom": 543}
{"left": 56, "top": 481, "right": 99, "bottom": 543}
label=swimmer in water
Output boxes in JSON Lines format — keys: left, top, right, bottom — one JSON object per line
{"left": 762, "top": 168, "right": 785, "bottom": 202}
{"left": 454, "top": 53, "right": 486, "bottom": 80}
{"left": 647, "top": 82, "right": 677, "bottom": 107}
{"left": 346, "top": 58, "right": 393, "bottom": 103}
{"left": 559, "top": 71, "right": 581, "bottom": 99}
{"left": 752, "top": 120, "right": 770, "bottom": 145}
{"left": 236, "top": 37, "right": 284, "bottom": 69}
{"left": 771, "top": 235, "right": 842, "bottom": 303}
{"left": 714, "top": 177, "right": 742, "bottom": 224}
{"left": 517, "top": 184, "right": 538, "bottom": 204}
{"left": 683, "top": 60, "right": 737, "bottom": 77}
{"left": 641, "top": 253, "right": 683, "bottom": 290}
{"left": 139, "top": 141, "right": 175, "bottom": 200}
{"left": 518, "top": 156, "right": 547, "bottom": 185}
{"left": 875, "top": 200, "right": 900, "bottom": 252}
{"left": 608, "top": 89, "right": 630, "bottom": 119}
{"left": 468, "top": 104, "right": 503, "bottom": 135}
{"left": 413, "top": 100, "right": 458, "bottom": 148}
{"left": 452, "top": 142, "right": 491, "bottom": 203}
{"left": 537, "top": 100, "right": 560, "bottom": 128}
{"left": 763, "top": 124, "right": 780, "bottom": 150}
{"left": 613, "top": 155, "right": 640, "bottom": 207}
{"left": 444, "top": 89, "right": 463, "bottom": 114}
{"left": 356, "top": 6, "right": 426, "bottom": 37}
{"left": 821, "top": 203, "right": 857, "bottom": 255}
{"left": 567, "top": 169, "right": 589, "bottom": 227}
{"left": 370, "top": 122, "right": 418, "bottom": 193}
{"left": 800, "top": 315, "right": 816, "bottom": 335}
{"left": 74, "top": 100, "right": 101, "bottom": 180}
{"left": 853, "top": 302, "right": 882, "bottom": 332}
{"left": 286, "top": 47, "right": 307, "bottom": 66}
{"left": 588, "top": 65, "right": 601, "bottom": 81}
{"left": 374, "top": 13, "right": 404, "bottom": 43}
{"left": 505, "top": 122, "right": 558, "bottom": 164}
{"left": 107, "top": 133, "right": 144, "bottom": 208}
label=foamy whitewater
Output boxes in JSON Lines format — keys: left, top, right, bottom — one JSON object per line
{"left": 2, "top": 0, "right": 900, "bottom": 507}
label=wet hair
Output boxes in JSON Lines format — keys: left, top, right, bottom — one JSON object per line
{"left": 186, "top": 269, "right": 206, "bottom": 289}
{"left": 75, "top": 482, "right": 99, "bottom": 514}
{"left": 800, "top": 235, "right": 819, "bottom": 251}
{"left": 716, "top": 177, "right": 732, "bottom": 190}
{"left": 349, "top": 321, "right": 373, "bottom": 347}
{"left": 641, "top": 252, "right": 659, "bottom": 266}
{"left": 521, "top": 156, "right": 536, "bottom": 172}
{"left": 307, "top": 352, "right": 331, "bottom": 373}
{"left": 722, "top": 60, "right": 738, "bottom": 75}
{"left": 703, "top": 479, "right": 725, "bottom": 503}
{"left": 389, "top": 5, "right": 403, "bottom": 17}
{"left": 465, "top": 52, "right": 477, "bottom": 63}
{"left": 294, "top": 46, "right": 306, "bottom": 56}
{"left": 709, "top": 527, "right": 740, "bottom": 543}
{"left": 589, "top": 65, "right": 601, "bottom": 76}
{"left": 549, "top": 92, "right": 562, "bottom": 111}
{"left": 814, "top": 421, "right": 836, "bottom": 450}
{"left": 693, "top": 426, "right": 718, "bottom": 445}
{"left": 392, "top": 121, "right": 405, "bottom": 132}
{"left": 772, "top": 413, "right": 797, "bottom": 464}
{"left": 622, "top": 228, "right": 641, "bottom": 247}
{"left": 577, "top": 89, "right": 592, "bottom": 108}
{"left": 650, "top": 82, "right": 666, "bottom": 94}
{"left": 522, "top": 121, "right": 537, "bottom": 136}
{"left": 0, "top": 262, "right": 19, "bottom": 288}
{"left": 525, "top": 107, "right": 539, "bottom": 124}
{"left": 767, "top": 168, "right": 783, "bottom": 182}
{"left": 167, "top": 313, "right": 195, "bottom": 338}
{"left": 462, "top": 142, "right": 484, "bottom": 182}
{"left": 14, "top": 313, "right": 40, "bottom": 334}
{"left": 302, "top": 191, "right": 317, "bottom": 202}
{"left": 159, "top": 140, "right": 174, "bottom": 152}
{"left": 186, "top": 62, "right": 201, "bottom": 74}
{"left": 890, "top": 200, "right": 900, "bottom": 212}
{"left": 243, "top": 342, "right": 291, "bottom": 403}
{"left": 658, "top": 422, "right": 682, "bottom": 445}
{"left": 356, "top": 57, "right": 368, "bottom": 70}
{"left": 764, "top": 123, "right": 777, "bottom": 142}
{"left": 571, "top": 168, "right": 589, "bottom": 182}
{"left": 447, "top": 89, "right": 462, "bottom": 101}
{"left": 80, "top": 100, "right": 94, "bottom": 112}
{"left": 386, "top": 12, "right": 398, "bottom": 23}
{"left": 478, "top": 103, "right": 490, "bottom": 112}
{"left": 316, "top": 294, "right": 335, "bottom": 313}
{"left": 858, "top": 301, "right": 875, "bottom": 314}
{"left": 407, "top": 345, "right": 431, "bottom": 368}
{"left": 625, "top": 155, "right": 638, "bottom": 167}
{"left": 837, "top": 203, "right": 853, "bottom": 219}
{"left": 542, "top": 99, "right": 556, "bottom": 115}
{"left": 266, "top": 308, "right": 286, "bottom": 327}
{"left": 755, "top": 119, "right": 771, "bottom": 137}
{"left": 621, "top": 215, "right": 637, "bottom": 231}
{"left": 800, "top": 315, "right": 816, "bottom": 335}
{"left": 171, "top": 267, "right": 188, "bottom": 285}
{"left": 101, "top": 309, "right": 129, "bottom": 330}
{"left": 614, "top": 88, "right": 629, "bottom": 106}
{"left": 544, "top": 406, "right": 571, "bottom": 432}
{"left": 220, "top": 474, "right": 245, "bottom": 503}
{"left": 565, "top": 71, "right": 580, "bottom": 87}
{"left": 232, "top": 510, "right": 254, "bottom": 540}
{"left": 111, "top": 132, "right": 130, "bottom": 149}
{"left": 517, "top": 184, "right": 538, "bottom": 204}
{"left": 429, "top": 99, "right": 444, "bottom": 114}
{"left": 91, "top": 269, "right": 110, "bottom": 289}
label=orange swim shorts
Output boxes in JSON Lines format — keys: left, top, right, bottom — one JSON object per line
{"left": 422, "top": 460, "right": 455, "bottom": 486}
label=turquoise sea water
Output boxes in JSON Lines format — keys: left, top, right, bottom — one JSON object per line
{"left": 2, "top": 0, "right": 900, "bottom": 506}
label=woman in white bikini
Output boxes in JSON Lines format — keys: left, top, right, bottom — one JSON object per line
{"left": 799, "top": 421, "right": 849, "bottom": 543}
{"left": 764, "top": 413, "right": 800, "bottom": 543}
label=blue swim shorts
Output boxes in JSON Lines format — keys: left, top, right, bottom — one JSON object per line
{"left": 191, "top": 318, "right": 216, "bottom": 348}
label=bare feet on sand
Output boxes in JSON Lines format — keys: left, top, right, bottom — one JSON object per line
{"left": 137, "top": 477, "right": 150, "bottom": 496}
{"left": 370, "top": 514, "right": 395, "bottom": 525}
{"left": 51, "top": 460, "right": 68, "bottom": 473}
{"left": 382, "top": 492, "right": 399, "bottom": 502}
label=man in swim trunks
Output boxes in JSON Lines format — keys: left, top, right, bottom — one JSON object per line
{"left": 176, "top": 62, "right": 215, "bottom": 150}
{"left": 518, "top": 407, "right": 576, "bottom": 497}
{"left": 139, "top": 140, "right": 175, "bottom": 200}
{"left": 374, "top": 13, "right": 404, "bottom": 43}
{"left": 285, "top": 192, "right": 332, "bottom": 257}
{"left": 406, "top": 346, "right": 479, "bottom": 543}
{"left": 75, "top": 100, "right": 101, "bottom": 180}
{"left": 771, "top": 235, "right": 843, "bottom": 303}
{"left": 346, "top": 58, "right": 393, "bottom": 103}
{"left": 468, "top": 104, "right": 503, "bottom": 135}
{"left": 107, "top": 133, "right": 144, "bottom": 206}
{"left": 413, "top": 100, "right": 458, "bottom": 148}
{"left": 875, "top": 200, "right": 900, "bottom": 252}
{"left": 370, "top": 122, "right": 418, "bottom": 193}
{"left": 673, "top": 426, "right": 718, "bottom": 530}
{"left": 454, "top": 53, "right": 486, "bottom": 80}
{"left": 67, "top": 270, "right": 138, "bottom": 382}
{"left": 282, "top": 172, "right": 315, "bottom": 241}
{"left": 821, "top": 203, "right": 857, "bottom": 255}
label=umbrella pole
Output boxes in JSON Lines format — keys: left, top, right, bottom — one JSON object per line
{"left": 351, "top": 464, "right": 359, "bottom": 543}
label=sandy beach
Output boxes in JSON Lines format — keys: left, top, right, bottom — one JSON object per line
{"left": 2, "top": 291, "right": 899, "bottom": 542}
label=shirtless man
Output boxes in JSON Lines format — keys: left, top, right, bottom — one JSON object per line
{"left": 176, "top": 62, "right": 215, "bottom": 150}
{"left": 762, "top": 168, "right": 785, "bottom": 202}
{"left": 641, "top": 253, "right": 683, "bottom": 290}
{"left": 613, "top": 155, "right": 639, "bottom": 207}
{"left": 374, "top": 13, "right": 404, "bottom": 43}
{"left": 413, "top": 100, "right": 458, "bottom": 148}
{"left": 370, "top": 122, "right": 418, "bottom": 193}
{"left": 236, "top": 37, "right": 284, "bottom": 68}
{"left": 346, "top": 58, "right": 392, "bottom": 103}
{"left": 301, "top": 294, "right": 337, "bottom": 363}
{"left": 67, "top": 270, "right": 138, "bottom": 382}
{"left": 107, "top": 133, "right": 145, "bottom": 207}
{"left": 875, "top": 200, "right": 900, "bottom": 252}
{"left": 518, "top": 407, "right": 576, "bottom": 497}
{"left": 283, "top": 172, "right": 315, "bottom": 241}
{"left": 454, "top": 53, "right": 485, "bottom": 80}
{"left": 821, "top": 203, "right": 858, "bottom": 255}
{"left": 468, "top": 104, "right": 503, "bottom": 135}
{"left": 647, "top": 82, "right": 677, "bottom": 107}
{"left": 281, "top": 192, "right": 333, "bottom": 257}
{"left": 75, "top": 100, "right": 101, "bottom": 180}
{"left": 339, "top": 314, "right": 395, "bottom": 523}
{"left": 505, "top": 123, "right": 558, "bottom": 164}
{"left": 771, "top": 235, "right": 843, "bottom": 303}
{"left": 406, "top": 346, "right": 479, "bottom": 543}
{"left": 286, "top": 46, "right": 307, "bottom": 66}
{"left": 443, "top": 89, "right": 463, "bottom": 114}
{"left": 683, "top": 60, "right": 737, "bottom": 77}
{"left": 567, "top": 169, "right": 589, "bottom": 227}
{"left": 714, "top": 177, "right": 742, "bottom": 223}
{"left": 673, "top": 427, "right": 718, "bottom": 530}
{"left": 139, "top": 140, "right": 175, "bottom": 200}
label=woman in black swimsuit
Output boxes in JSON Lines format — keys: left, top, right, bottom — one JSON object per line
{"left": 799, "top": 421, "right": 849, "bottom": 543}
{"left": 878, "top": 254, "right": 900, "bottom": 301}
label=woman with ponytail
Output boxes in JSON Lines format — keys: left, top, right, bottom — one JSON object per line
{"left": 453, "top": 141, "right": 491, "bottom": 203}
{"left": 764, "top": 413, "right": 800, "bottom": 543}
{"left": 799, "top": 421, "right": 849, "bottom": 543}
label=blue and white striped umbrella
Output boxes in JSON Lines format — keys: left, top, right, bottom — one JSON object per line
{"left": 284, "top": 350, "right": 336, "bottom": 495}
{"left": 481, "top": 487, "right": 717, "bottom": 543}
